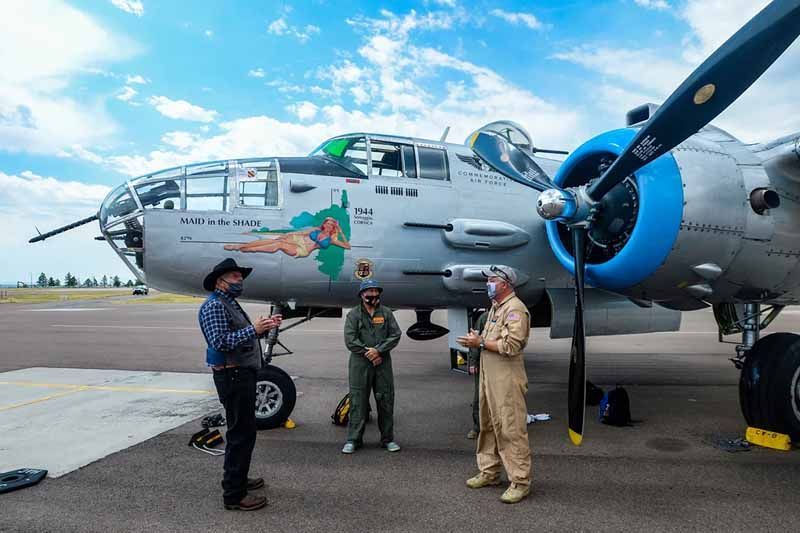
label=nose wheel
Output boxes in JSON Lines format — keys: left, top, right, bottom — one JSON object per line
{"left": 254, "top": 365, "right": 296, "bottom": 430}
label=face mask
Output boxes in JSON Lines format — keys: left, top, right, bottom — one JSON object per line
{"left": 486, "top": 282, "right": 497, "bottom": 299}
{"left": 364, "top": 296, "right": 380, "bottom": 307}
{"left": 226, "top": 282, "right": 244, "bottom": 298}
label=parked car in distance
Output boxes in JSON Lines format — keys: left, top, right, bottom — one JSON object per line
{"left": 132, "top": 285, "right": 149, "bottom": 295}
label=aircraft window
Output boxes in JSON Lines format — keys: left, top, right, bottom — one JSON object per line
{"left": 100, "top": 185, "right": 139, "bottom": 228}
{"left": 402, "top": 145, "right": 417, "bottom": 179}
{"left": 370, "top": 141, "right": 406, "bottom": 178}
{"left": 311, "top": 136, "right": 368, "bottom": 176}
{"left": 239, "top": 167, "right": 279, "bottom": 207}
{"left": 185, "top": 176, "right": 230, "bottom": 211}
{"left": 418, "top": 147, "right": 449, "bottom": 180}
{"left": 133, "top": 180, "right": 182, "bottom": 210}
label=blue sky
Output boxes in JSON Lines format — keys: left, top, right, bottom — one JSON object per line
{"left": 1, "top": 0, "right": 798, "bottom": 284}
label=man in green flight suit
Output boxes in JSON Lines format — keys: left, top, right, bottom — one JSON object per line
{"left": 342, "top": 279, "right": 402, "bottom": 454}
{"left": 466, "top": 309, "right": 488, "bottom": 440}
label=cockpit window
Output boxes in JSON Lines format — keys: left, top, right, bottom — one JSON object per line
{"left": 370, "top": 141, "right": 416, "bottom": 179}
{"left": 238, "top": 161, "right": 279, "bottom": 208}
{"left": 134, "top": 180, "right": 181, "bottom": 210}
{"left": 311, "top": 136, "right": 368, "bottom": 176}
{"left": 418, "top": 147, "right": 449, "bottom": 180}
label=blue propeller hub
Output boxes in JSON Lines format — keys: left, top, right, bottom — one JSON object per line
{"left": 544, "top": 128, "right": 684, "bottom": 290}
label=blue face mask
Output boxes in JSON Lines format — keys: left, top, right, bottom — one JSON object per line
{"left": 226, "top": 282, "right": 244, "bottom": 298}
{"left": 486, "top": 282, "right": 497, "bottom": 299}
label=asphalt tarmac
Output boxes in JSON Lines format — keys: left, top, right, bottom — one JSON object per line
{"left": 1, "top": 298, "right": 799, "bottom": 532}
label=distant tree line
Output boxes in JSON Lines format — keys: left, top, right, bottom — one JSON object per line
{"left": 35, "top": 272, "right": 139, "bottom": 288}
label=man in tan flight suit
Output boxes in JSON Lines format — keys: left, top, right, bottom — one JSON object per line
{"left": 458, "top": 265, "right": 531, "bottom": 504}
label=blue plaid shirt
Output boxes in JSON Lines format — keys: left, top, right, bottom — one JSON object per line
{"left": 198, "top": 289, "right": 256, "bottom": 352}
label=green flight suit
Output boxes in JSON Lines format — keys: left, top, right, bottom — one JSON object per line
{"left": 344, "top": 303, "right": 402, "bottom": 446}
{"left": 468, "top": 311, "right": 488, "bottom": 433}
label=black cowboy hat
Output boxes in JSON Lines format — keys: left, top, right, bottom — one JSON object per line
{"left": 203, "top": 258, "right": 253, "bottom": 291}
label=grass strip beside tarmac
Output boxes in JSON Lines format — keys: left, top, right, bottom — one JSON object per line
{"left": 0, "top": 289, "right": 203, "bottom": 305}
{"left": 114, "top": 293, "right": 203, "bottom": 304}
{"left": 0, "top": 289, "right": 129, "bottom": 304}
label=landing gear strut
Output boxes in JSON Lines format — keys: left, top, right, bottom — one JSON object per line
{"left": 254, "top": 303, "right": 297, "bottom": 430}
{"left": 720, "top": 302, "right": 800, "bottom": 440}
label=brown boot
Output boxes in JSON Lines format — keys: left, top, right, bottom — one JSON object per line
{"left": 500, "top": 483, "right": 530, "bottom": 504}
{"left": 224, "top": 494, "right": 268, "bottom": 511}
{"left": 466, "top": 473, "right": 501, "bottom": 489}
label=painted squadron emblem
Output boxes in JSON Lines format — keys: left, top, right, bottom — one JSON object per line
{"left": 354, "top": 258, "right": 374, "bottom": 280}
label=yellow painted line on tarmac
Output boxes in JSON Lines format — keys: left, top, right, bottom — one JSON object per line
{"left": 0, "top": 380, "right": 215, "bottom": 412}
{"left": 0, "top": 385, "right": 90, "bottom": 412}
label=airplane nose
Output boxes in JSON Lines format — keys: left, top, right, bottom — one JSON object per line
{"left": 99, "top": 182, "right": 146, "bottom": 280}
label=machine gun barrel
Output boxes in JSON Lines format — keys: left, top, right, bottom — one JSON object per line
{"left": 29, "top": 214, "right": 99, "bottom": 243}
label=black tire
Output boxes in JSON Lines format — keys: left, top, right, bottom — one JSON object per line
{"left": 254, "top": 365, "right": 296, "bottom": 430}
{"left": 739, "top": 332, "right": 800, "bottom": 440}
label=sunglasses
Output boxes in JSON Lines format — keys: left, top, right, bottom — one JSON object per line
{"left": 488, "top": 265, "right": 512, "bottom": 284}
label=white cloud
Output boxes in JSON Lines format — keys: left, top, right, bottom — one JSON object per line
{"left": 248, "top": 68, "right": 266, "bottom": 78}
{"left": 634, "top": 0, "right": 670, "bottom": 10}
{"left": 116, "top": 86, "right": 138, "bottom": 102}
{"left": 267, "top": 16, "right": 320, "bottom": 43}
{"left": 553, "top": 0, "right": 800, "bottom": 142}
{"left": 0, "top": 1, "right": 138, "bottom": 155}
{"left": 67, "top": 145, "right": 105, "bottom": 164}
{"left": 287, "top": 101, "right": 319, "bottom": 121}
{"left": 125, "top": 74, "right": 148, "bottom": 85}
{"left": 680, "top": 0, "right": 769, "bottom": 62}
{"left": 204, "top": 29, "right": 214, "bottom": 38}
{"left": 110, "top": 0, "right": 144, "bottom": 17}
{"left": 489, "top": 8, "right": 543, "bottom": 30}
{"left": 265, "top": 80, "right": 305, "bottom": 93}
{"left": 100, "top": 8, "right": 585, "bottom": 178}
{"left": 0, "top": 169, "right": 132, "bottom": 283}
{"left": 553, "top": 46, "right": 691, "bottom": 94}
{"left": 0, "top": 170, "right": 109, "bottom": 213}
{"left": 347, "top": 8, "right": 460, "bottom": 36}
{"left": 593, "top": 84, "right": 658, "bottom": 117}
{"left": 147, "top": 96, "right": 218, "bottom": 123}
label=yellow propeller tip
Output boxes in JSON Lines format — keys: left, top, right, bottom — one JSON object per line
{"left": 569, "top": 428, "right": 583, "bottom": 446}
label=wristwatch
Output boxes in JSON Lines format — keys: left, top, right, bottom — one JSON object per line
{"left": 478, "top": 337, "right": 485, "bottom": 351}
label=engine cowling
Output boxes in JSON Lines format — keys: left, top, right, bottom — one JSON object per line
{"left": 545, "top": 128, "right": 684, "bottom": 290}
{"left": 546, "top": 126, "right": 800, "bottom": 307}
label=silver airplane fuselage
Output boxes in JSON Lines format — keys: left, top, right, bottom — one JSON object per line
{"left": 100, "top": 134, "right": 572, "bottom": 310}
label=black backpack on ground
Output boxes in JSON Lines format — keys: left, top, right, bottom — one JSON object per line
{"left": 586, "top": 381, "right": 604, "bottom": 406}
{"left": 599, "top": 386, "right": 632, "bottom": 426}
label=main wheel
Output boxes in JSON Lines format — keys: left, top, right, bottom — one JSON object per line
{"left": 254, "top": 365, "right": 296, "bottom": 430}
{"left": 739, "top": 332, "right": 800, "bottom": 440}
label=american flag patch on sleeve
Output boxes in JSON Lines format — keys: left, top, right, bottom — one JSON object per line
{"left": 507, "top": 311, "right": 521, "bottom": 321}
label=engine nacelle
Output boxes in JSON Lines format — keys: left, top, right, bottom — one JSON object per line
{"left": 545, "top": 126, "right": 800, "bottom": 307}
{"left": 545, "top": 128, "right": 684, "bottom": 290}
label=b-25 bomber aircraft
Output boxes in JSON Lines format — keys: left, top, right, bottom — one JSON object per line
{"left": 31, "top": 0, "right": 800, "bottom": 445}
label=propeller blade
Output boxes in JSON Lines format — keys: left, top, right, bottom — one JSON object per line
{"left": 28, "top": 214, "right": 99, "bottom": 243}
{"left": 469, "top": 131, "right": 554, "bottom": 192}
{"left": 588, "top": 0, "right": 800, "bottom": 201}
{"left": 568, "top": 227, "right": 588, "bottom": 445}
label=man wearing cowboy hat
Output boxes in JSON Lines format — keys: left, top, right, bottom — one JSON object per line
{"left": 341, "top": 279, "right": 402, "bottom": 454}
{"left": 458, "top": 265, "right": 532, "bottom": 504}
{"left": 198, "top": 258, "right": 282, "bottom": 511}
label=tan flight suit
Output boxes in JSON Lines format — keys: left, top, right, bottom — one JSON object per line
{"left": 476, "top": 292, "right": 532, "bottom": 486}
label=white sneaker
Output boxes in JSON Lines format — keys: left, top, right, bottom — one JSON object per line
{"left": 341, "top": 442, "right": 355, "bottom": 454}
{"left": 384, "top": 441, "right": 400, "bottom": 452}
